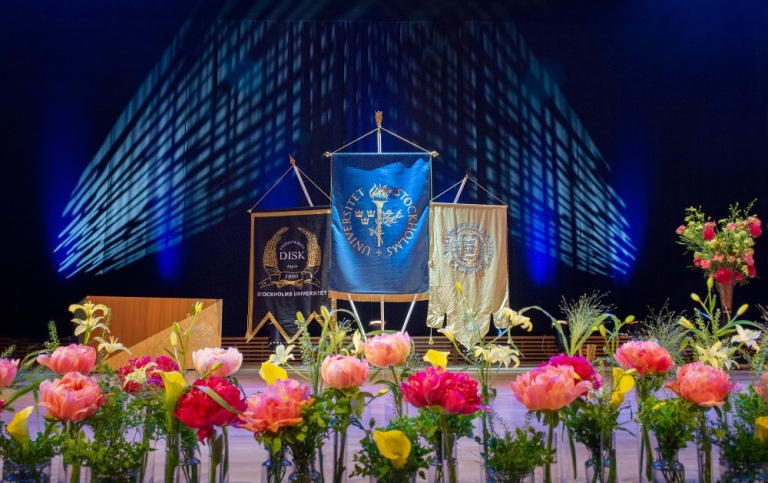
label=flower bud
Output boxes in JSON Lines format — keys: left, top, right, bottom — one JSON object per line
{"left": 737, "top": 304, "right": 748, "bottom": 316}
{"left": 691, "top": 293, "right": 701, "bottom": 302}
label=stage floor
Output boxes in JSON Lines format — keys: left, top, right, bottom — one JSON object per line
{"left": 4, "top": 366, "right": 753, "bottom": 483}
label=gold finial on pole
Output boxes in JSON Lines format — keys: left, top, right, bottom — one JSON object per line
{"left": 375, "top": 111, "right": 383, "bottom": 131}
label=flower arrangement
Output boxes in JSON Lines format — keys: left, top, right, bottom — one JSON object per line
{"left": 351, "top": 415, "right": 431, "bottom": 482}
{"left": 510, "top": 363, "right": 592, "bottom": 483}
{"left": 716, "top": 386, "right": 768, "bottom": 480}
{"left": 676, "top": 201, "right": 761, "bottom": 286}
{"left": 484, "top": 423, "right": 553, "bottom": 483}
{"left": 638, "top": 396, "right": 698, "bottom": 483}
{"left": 401, "top": 357, "right": 487, "bottom": 483}
{"left": 561, "top": 369, "right": 635, "bottom": 483}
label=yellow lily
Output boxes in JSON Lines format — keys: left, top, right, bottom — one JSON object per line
{"left": 259, "top": 361, "right": 288, "bottom": 385}
{"left": 373, "top": 430, "right": 411, "bottom": 469}
{"left": 423, "top": 349, "right": 449, "bottom": 370}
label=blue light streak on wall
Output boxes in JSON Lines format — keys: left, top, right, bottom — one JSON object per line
{"left": 56, "top": 20, "right": 635, "bottom": 281}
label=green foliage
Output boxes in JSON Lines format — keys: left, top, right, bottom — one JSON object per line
{"left": 557, "top": 292, "right": 613, "bottom": 357}
{"left": 414, "top": 410, "right": 475, "bottom": 452}
{"left": 62, "top": 385, "right": 149, "bottom": 473}
{"left": 351, "top": 416, "right": 430, "bottom": 481}
{"left": 638, "top": 396, "right": 697, "bottom": 462}
{"left": 562, "top": 398, "right": 622, "bottom": 454}
{"left": 635, "top": 303, "right": 688, "bottom": 366}
{"left": 0, "top": 421, "right": 63, "bottom": 466}
{"left": 718, "top": 388, "right": 768, "bottom": 465}
{"left": 484, "top": 424, "right": 552, "bottom": 475}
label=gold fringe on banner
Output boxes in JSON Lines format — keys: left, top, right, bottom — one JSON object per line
{"left": 328, "top": 290, "right": 429, "bottom": 303}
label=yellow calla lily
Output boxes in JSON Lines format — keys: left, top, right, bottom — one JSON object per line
{"left": 610, "top": 368, "right": 635, "bottom": 408}
{"left": 7, "top": 406, "right": 34, "bottom": 443}
{"left": 756, "top": 417, "right": 768, "bottom": 443}
{"left": 259, "top": 361, "right": 288, "bottom": 385}
{"left": 159, "top": 371, "right": 187, "bottom": 413}
{"left": 423, "top": 349, "right": 449, "bottom": 370}
{"left": 373, "top": 430, "right": 411, "bottom": 469}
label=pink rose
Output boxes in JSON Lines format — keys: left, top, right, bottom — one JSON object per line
{"left": 715, "top": 268, "right": 734, "bottom": 284}
{"left": 704, "top": 222, "right": 716, "bottom": 230}
{"left": 401, "top": 366, "right": 487, "bottom": 415}
{"left": 320, "top": 355, "right": 369, "bottom": 390}
{"left": 702, "top": 228, "right": 716, "bottom": 241}
{"left": 676, "top": 225, "right": 686, "bottom": 235}
{"left": 192, "top": 347, "right": 243, "bottom": 378}
{"left": 665, "top": 362, "right": 734, "bottom": 407}
{"left": 238, "top": 379, "right": 312, "bottom": 436}
{"left": 39, "top": 372, "right": 106, "bottom": 421}
{"left": 362, "top": 332, "right": 412, "bottom": 368}
{"left": 510, "top": 364, "right": 591, "bottom": 412}
{"left": 699, "top": 259, "right": 712, "bottom": 269}
{"left": 37, "top": 344, "right": 97, "bottom": 375}
{"left": 615, "top": 340, "right": 674, "bottom": 376}
{"left": 0, "top": 359, "right": 20, "bottom": 387}
{"left": 743, "top": 253, "right": 755, "bottom": 266}
{"left": 713, "top": 253, "right": 724, "bottom": 262}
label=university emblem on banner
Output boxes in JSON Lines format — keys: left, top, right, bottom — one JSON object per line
{"left": 443, "top": 222, "right": 495, "bottom": 274}
{"left": 341, "top": 183, "right": 421, "bottom": 257}
{"left": 260, "top": 226, "right": 322, "bottom": 289}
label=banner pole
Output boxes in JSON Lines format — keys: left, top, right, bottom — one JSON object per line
{"left": 375, "top": 111, "right": 383, "bottom": 153}
{"left": 380, "top": 297, "right": 385, "bottom": 331}
{"left": 347, "top": 294, "right": 362, "bottom": 329}
{"left": 453, "top": 173, "right": 469, "bottom": 203}
{"left": 290, "top": 155, "right": 313, "bottom": 207}
{"left": 401, "top": 294, "right": 418, "bottom": 332}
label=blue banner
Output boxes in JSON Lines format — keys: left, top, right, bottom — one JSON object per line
{"left": 330, "top": 153, "right": 431, "bottom": 296}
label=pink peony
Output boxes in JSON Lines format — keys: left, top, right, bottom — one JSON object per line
{"left": 754, "top": 372, "right": 768, "bottom": 402}
{"left": 0, "top": 359, "right": 20, "bottom": 387}
{"left": 362, "top": 332, "right": 412, "bottom": 368}
{"left": 39, "top": 372, "right": 106, "bottom": 421}
{"left": 320, "top": 355, "right": 369, "bottom": 390}
{"left": 715, "top": 268, "right": 734, "bottom": 284}
{"left": 401, "top": 366, "right": 487, "bottom": 415}
{"left": 192, "top": 347, "right": 243, "bottom": 378}
{"left": 37, "top": 344, "right": 97, "bottom": 375}
{"left": 543, "top": 354, "right": 601, "bottom": 389}
{"left": 238, "top": 378, "right": 312, "bottom": 436}
{"left": 703, "top": 228, "right": 716, "bottom": 241}
{"left": 665, "top": 362, "right": 734, "bottom": 407}
{"left": 614, "top": 340, "right": 674, "bottom": 376}
{"left": 510, "top": 364, "right": 591, "bottom": 412}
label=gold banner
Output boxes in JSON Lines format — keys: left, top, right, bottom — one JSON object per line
{"left": 427, "top": 203, "right": 509, "bottom": 349}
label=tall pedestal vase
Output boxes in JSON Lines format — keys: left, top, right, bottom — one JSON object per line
{"left": 716, "top": 281, "right": 734, "bottom": 320}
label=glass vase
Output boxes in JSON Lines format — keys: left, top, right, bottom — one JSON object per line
{"left": 368, "top": 471, "right": 418, "bottom": 483}
{"left": 585, "top": 452, "right": 610, "bottom": 483}
{"left": 718, "top": 461, "right": 764, "bottom": 483}
{"left": 2, "top": 460, "right": 52, "bottom": 483}
{"left": 208, "top": 428, "right": 230, "bottom": 483}
{"left": 652, "top": 450, "right": 685, "bottom": 483}
{"left": 261, "top": 449, "right": 291, "bottom": 483}
{"left": 288, "top": 456, "right": 320, "bottom": 483}
{"left": 86, "top": 468, "right": 140, "bottom": 483}
{"left": 139, "top": 449, "right": 155, "bottom": 483}
{"left": 696, "top": 427, "right": 715, "bottom": 483}
{"left": 173, "top": 453, "right": 201, "bottom": 483}
{"left": 328, "top": 420, "right": 349, "bottom": 483}
{"left": 486, "top": 469, "right": 535, "bottom": 483}
{"left": 637, "top": 422, "right": 655, "bottom": 483}
{"left": 428, "top": 431, "right": 459, "bottom": 483}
